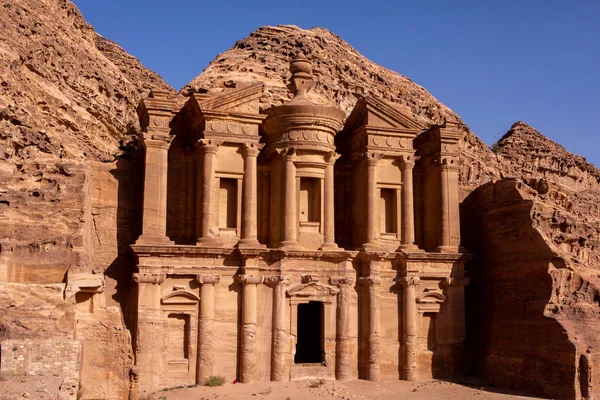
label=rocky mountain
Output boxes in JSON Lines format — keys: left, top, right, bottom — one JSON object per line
{"left": 1, "top": 2, "right": 599, "bottom": 398}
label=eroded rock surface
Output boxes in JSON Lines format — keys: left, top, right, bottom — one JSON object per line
{"left": 0, "top": 5, "right": 598, "bottom": 399}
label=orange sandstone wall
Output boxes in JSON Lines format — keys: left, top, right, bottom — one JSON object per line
{"left": 461, "top": 179, "right": 577, "bottom": 399}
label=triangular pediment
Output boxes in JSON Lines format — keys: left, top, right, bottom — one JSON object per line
{"left": 345, "top": 96, "right": 424, "bottom": 132}
{"left": 193, "top": 83, "right": 264, "bottom": 114}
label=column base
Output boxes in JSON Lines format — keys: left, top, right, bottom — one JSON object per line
{"left": 435, "top": 245, "right": 463, "bottom": 253}
{"left": 319, "top": 242, "right": 341, "bottom": 251}
{"left": 361, "top": 241, "right": 383, "bottom": 251}
{"left": 237, "top": 238, "right": 267, "bottom": 249}
{"left": 397, "top": 243, "right": 422, "bottom": 253}
{"left": 135, "top": 234, "right": 174, "bottom": 246}
{"left": 196, "top": 236, "right": 223, "bottom": 247}
{"left": 279, "top": 240, "right": 302, "bottom": 250}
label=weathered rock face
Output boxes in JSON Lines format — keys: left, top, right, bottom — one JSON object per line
{"left": 1, "top": 4, "right": 599, "bottom": 398}
{"left": 0, "top": 0, "right": 170, "bottom": 398}
{"left": 462, "top": 123, "right": 600, "bottom": 399}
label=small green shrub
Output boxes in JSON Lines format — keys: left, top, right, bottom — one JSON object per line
{"left": 204, "top": 375, "right": 226, "bottom": 387}
{"left": 490, "top": 142, "right": 500, "bottom": 153}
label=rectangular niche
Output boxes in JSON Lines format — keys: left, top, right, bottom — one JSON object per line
{"left": 167, "top": 313, "right": 190, "bottom": 369}
{"left": 299, "top": 177, "right": 321, "bottom": 223}
{"left": 380, "top": 188, "right": 397, "bottom": 234}
{"left": 219, "top": 178, "right": 238, "bottom": 229}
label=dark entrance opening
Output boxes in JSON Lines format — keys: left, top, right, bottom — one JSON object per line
{"left": 294, "top": 301, "right": 323, "bottom": 363}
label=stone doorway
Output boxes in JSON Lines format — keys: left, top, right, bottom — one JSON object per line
{"left": 294, "top": 301, "right": 324, "bottom": 364}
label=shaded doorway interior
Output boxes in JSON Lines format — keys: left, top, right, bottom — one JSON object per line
{"left": 294, "top": 301, "right": 324, "bottom": 363}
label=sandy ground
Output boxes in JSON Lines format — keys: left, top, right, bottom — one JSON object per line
{"left": 149, "top": 379, "right": 546, "bottom": 400}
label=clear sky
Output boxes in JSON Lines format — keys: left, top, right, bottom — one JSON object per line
{"left": 72, "top": 0, "right": 600, "bottom": 166}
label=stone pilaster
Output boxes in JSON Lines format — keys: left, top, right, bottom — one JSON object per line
{"left": 135, "top": 90, "right": 176, "bottom": 246}
{"left": 436, "top": 161, "right": 460, "bottom": 252}
{"left": 237, "top": 274, "right": 263, "bottom": 383}
{"left": 195, "top": 274, "right": 220, "bottom": 384}
{"left": 197, "top": 139, "right": 223, "bottom": 245}
{"left": 359, "top": 275, "right": 381, "bottom": 381}
{"left": 363, "top": 152, "right": 384, "bottom": 250}
{"left": 330, "top": 277, "right": 354, "bottom": 380}
{"left": 133, "top": 273, "right": 165, "bottom": 394}
{"left": 442, "top": 276, "right": 469, "bottom": 375}
{"left": 280, "top": 148, "right": 300, "bottom": 249}
{"left": 399, "top": 276, "right": 420, "bottom": 381}
{"left": 265, "top": 276, "right": 290, "bottom": 381}
{"left": 238, "top": 143, "right": 265, "bottom": 248}
{"left": 399, "top": 156, "right": 417, "bottom": 250}
{"left": 321, "top": 152, "right": 340, "bottom": 250}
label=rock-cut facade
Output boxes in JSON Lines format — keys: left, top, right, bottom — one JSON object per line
{"left": 130, "top": 57, "right": 471, "bottom": 394}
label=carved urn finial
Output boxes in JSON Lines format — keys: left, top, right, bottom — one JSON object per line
{"left": 289, "top": 55, "right": 315, "bottom": 104}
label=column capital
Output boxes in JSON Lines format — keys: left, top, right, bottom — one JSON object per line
{"left": 396, "top": 276, "right": 421, "bottom": 287}
{"left": 442, "top": 277, "right": 469, "bottom": 287}
{"left": 242, "top": 142, "right": 264, "bottom": 158}
{"left": 263, "top": 275, "right": 291, "bottom": 287}
{"left": 363, "top": 151, "right": 384, "bottom": 165}
{"left": 236, "top": 274, "right": 264, "bottom": 285}
{"left": 195, "top": 274, "right": 221, "bottom": 285}
{"left": 329, "top": 277, "right": 355, "bottom": 287}
{"left": 399, "top": 155, "right": 415, "bottom": 168}
{"left": 358, "top": 275, "right": 381, "bottom": 286}
{"left": 199, "top": 138, "right": 223, "bottom": 153}
{"left": 139, "top": 133, "right": 173, "bottom": 149}
{"left": 277, "top": 146, "right": 296, "bottom": 160}
{"left": 133, "top": 273, "right": 165, "bottom": 285}
{"left": 325, "top": 151, "right": 341, "bottom": 164}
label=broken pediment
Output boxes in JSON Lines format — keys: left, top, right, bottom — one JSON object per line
{"left": 345, "top": 96, "right": 424, "bottom": 133}
{"left": 287, "top": 281, "right": 339, "bottom": 298}
{"left": 191, "top": 83, "right": 264, "bottom": 115}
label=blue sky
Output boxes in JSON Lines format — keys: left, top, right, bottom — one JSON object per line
{"left": 73, "top": 0, "right": 600, "bottom": 166}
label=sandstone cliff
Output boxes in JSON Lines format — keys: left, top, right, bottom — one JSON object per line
{"left": 0, "top": 1, "right": 172, "bottom": 398}
{"left": 1, "top": 5, "right": 599, "bottom": 398}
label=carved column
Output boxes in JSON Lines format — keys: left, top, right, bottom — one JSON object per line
{"left": 239, "top": 143, "right": 264, "bottom": 248}
{"left": 136, "top": 134, "right": 174, "bottom": 245}
{"left": 133, "top": 273, "right": 165, "bottom": 393}
{"left": 197, "top": 139, "right": 222, "bottom": 245}
{"left": 280, "top": 148, "right": 299, "bottom": 248}
{"left": 331, "top": 277, "right": 354, "bottom": 380}
{"left": 442, "top": 276, "right": 469, "bottom": 376}
{"left": 399, "top": 157, "right": 417, "bottom": 250}
{"left": 364, "top": 152, "right": 383, "bottom": 249}
{"left": 237, "top": 274, "right": 263, "bottom": 383}
{"left": 195, "top": 274, "right": 220, "bottom": 384}
{"left": 399, "top": 276, "right": 420, "bottom": 381}
{"left": 437, "top": 161, "right": 460, "bottom": 252}
{"left": 135, "top": 90, "right": 175, "bottom": 246}
{"left": 321, "top": 152, "right": 340, "bottom": 249}
{"left": 360, "top": 275, "right": 381, "bottom": 380}
{"left": 265, "top": 276, "right": 290, "bottom": 381}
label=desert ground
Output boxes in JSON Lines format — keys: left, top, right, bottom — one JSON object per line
{"left": 148, "top": 379, "right": 545, "bottom": 400}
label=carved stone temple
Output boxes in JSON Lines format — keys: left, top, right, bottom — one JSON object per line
{"left": 131, "top": 56, "right": 470, "bottom": 393}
